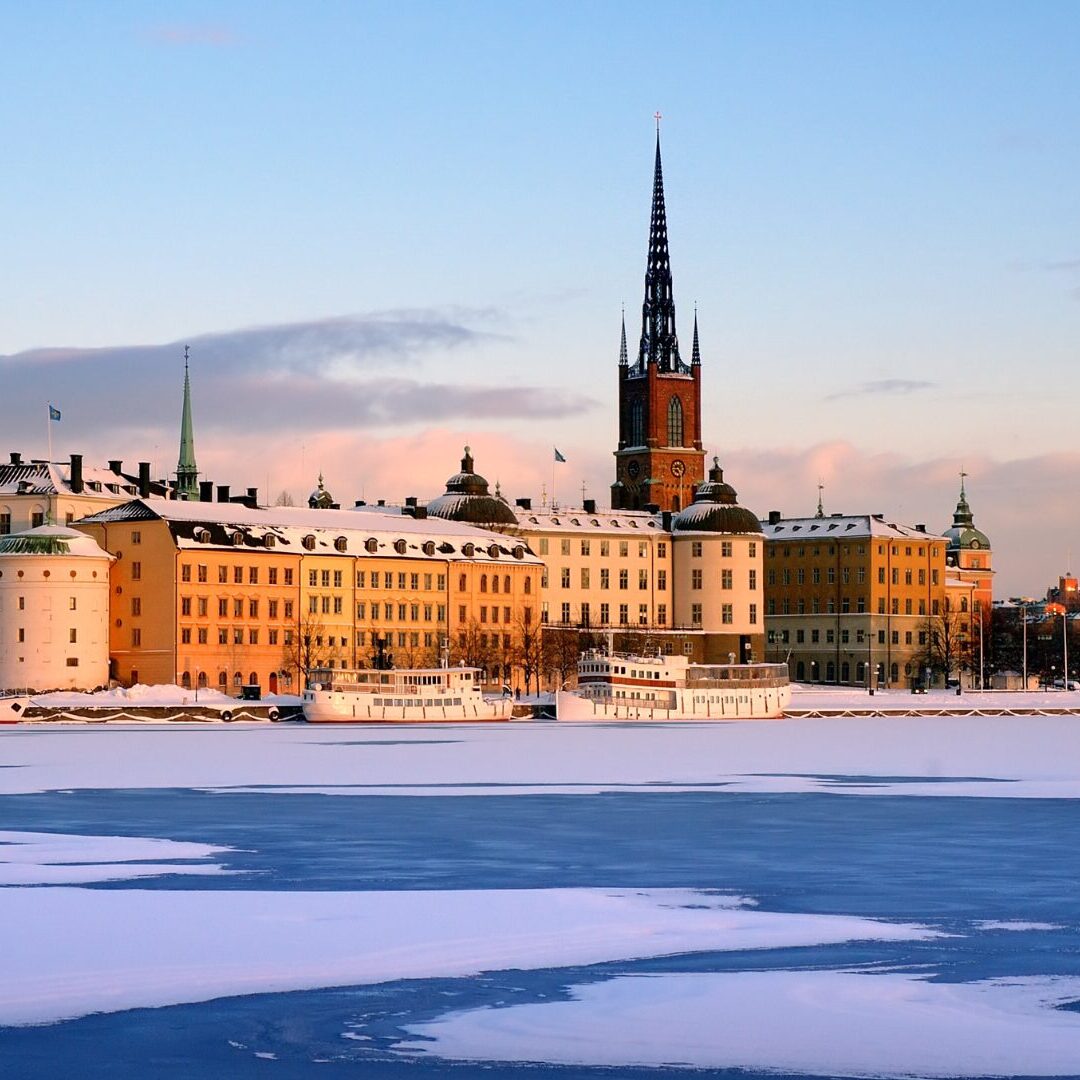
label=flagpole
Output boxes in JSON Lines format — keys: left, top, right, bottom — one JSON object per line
{"left": 46, "top": 404, "right": 53, "bottom": 466}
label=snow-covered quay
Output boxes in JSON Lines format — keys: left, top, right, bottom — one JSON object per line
{"left": 2, "top": 715, "right": 1079, "bottom": 1078}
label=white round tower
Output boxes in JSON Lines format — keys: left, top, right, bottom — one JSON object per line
{"left": 0, "top": 524, "right": 114, "bottom": 694}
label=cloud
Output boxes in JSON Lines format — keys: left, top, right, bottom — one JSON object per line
{"left": 144, "top": 24, "right": 238, "bottom": 47}
{"left": 0, "top": 311, "right": 596, "bottom": 473}
{"left": 825, "top": 379, "right": 936, "bottom": 402}
{"left": 1042, "top": 259, "right": 1080, "bottom": 273}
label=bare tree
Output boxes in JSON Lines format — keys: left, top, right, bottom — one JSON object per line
{"left": 280, "top": 611, "right": 333, "bottom": 689}
{"left": 274, "top": 490, "right": 295, "bottom": 507}
{"left": 917, "top": 607, "right": 974, "bottom": 686}
{"left": 515, "top": 615, "right": 545, "bottom": 696}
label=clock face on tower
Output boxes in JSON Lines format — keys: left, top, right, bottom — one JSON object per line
{"left": 670, "top": 459, "right": 686, "bottom": 478}
{"left": 627, "top": 460, "right": 641, "bottom": 479}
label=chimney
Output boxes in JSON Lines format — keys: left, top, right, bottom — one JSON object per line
{"left": 108, "top": 459, "right": 123, "bottom": 475}
{"left": 661, "top": 510, "right": 673, "bottom": 532}
{"left": 70, "top": 453, "right": 84, "bottom": 494}
{"left": 644, "top": 502, "right": 660, "bottom": 514}
{"left": 354, "top": 499, "right": 367, "bottom": 507}
{"left": 414, "top": 506, "right": 427, "bottom": 520}
{"left": 768, "top": 510, "right": 782, "bottom": 525}
{"left": 217, "top": 485, "right": 230, "bottom": 503}
{"left": 515, "top": 497, "right": 532, "bottom": 510}
{"left": 199, "top": 481, "right": 213, "bottom": 503}
{"left": 915, "top": 523, "right": 927, "bottom": 533}
{"left": 583, "top": 498, "right": 596, "bottom": 514}
{"left": 9, "top": 452, "right": 22, "bottom": 466}
{"left": 138, "top": 462, "right": 151, "bottom": 499}
{"left": 246, "top": 487, "right": 258, "bottom": 504}
{"left": 405, "top": 496, "right": 418, "bottom": 507}
{"left": 377, "top": 499, "right": 386, "bottom": 507}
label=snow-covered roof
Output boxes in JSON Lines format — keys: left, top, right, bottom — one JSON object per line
{"left": 0, "top": 460, "right": 161, "bottom": 500}
{"left": 76, "top": 499, "right": 543, "bottom": 565}
{"left": 762, "top": 515, "right": 946, "bottom": 543}
{"left": 0, "top": 524, "right": 114, "bottom": 560}
{"left": 510, "top": 506, "right": 665, "bottom": 535}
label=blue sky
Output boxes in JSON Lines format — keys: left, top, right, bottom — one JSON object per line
{"left": 3, "top": 1, "right": 1080, "bottom": 594}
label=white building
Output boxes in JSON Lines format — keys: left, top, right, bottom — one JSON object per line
{"left": 0, "top": 525, "right": 114, "bottom": 693}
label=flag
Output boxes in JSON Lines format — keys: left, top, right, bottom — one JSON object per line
{"left": 48, "top": 405, "right": 61, "bottom": 422}
{"left": 554, "top": 447, "right": 566, "bottom": 463}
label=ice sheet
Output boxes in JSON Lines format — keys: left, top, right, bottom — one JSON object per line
{"left": 401, "top": 969, "right": 1080, "bottom": 1077}
{"left": 0, "top": 887, "right": 937, "bottom": 1026}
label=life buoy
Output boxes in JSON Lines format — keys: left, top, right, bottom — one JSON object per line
{"left": 267, "top": 707, "right": 280, "bottom": 721}
{"left": 220, "top": 710, "right": 233, "bottom": 722}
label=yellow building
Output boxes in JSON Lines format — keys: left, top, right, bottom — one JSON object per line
{"left": 76, "top": 498, "right": 541, "bottom": 694}
{"left": 762, "top": 512, "right": 949, "bottom": 687}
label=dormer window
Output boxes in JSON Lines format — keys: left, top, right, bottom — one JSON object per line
{"left": 195, "top": 528, "right": 211, "bottom": 543}
{"left": 462, "top": 542, "right": 475, "bottom": 557}
{"left": 302, "top": 535, "right": 316, "bottom": 551}
{"left": 334, "top": 536, "right": 347, "bottom": 553}
{"left": 394, "top": 539, "right": 407, "bottom": 555}
{"left": 231, "top": 531, "right": 244, "bottom": 546}
{"left": 488, "top": 544, "right": 500, "bottom": 559}
{"left": 264, "top": 535, "right": 276, "bottom": 549}
{"left": 512, "top": 545, "right": 525, "bottom": 560}
{"left": 365, "top": 538, "right": 378, "bottom": 554}
{"left": 422, "top": 541, "right": 436, "bottom": 556}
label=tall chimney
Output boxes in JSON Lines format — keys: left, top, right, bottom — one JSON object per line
{"left": 768, "top": 510, "right": 782, "bottom": 525}
{"left": 108, "top": 459, "right": 123, "bottom": 475}
{"left": 138, "top": 462, "right": 151, "bottom": 499}
{"left": 70, "top": 453, "right": 84, "bottom": 494}
{"left": 199, "top": 481, "right": 213, "bottom": 503}
{"left": 246, "top": 487, "right": 258, "bottom": 503}
{"left": 9, "top": 452, "right": 22, "bottom": 466}
{"left": 217, "top": 485, "right": 230, "bottom": 503}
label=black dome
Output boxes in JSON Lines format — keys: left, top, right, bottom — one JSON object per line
{"left": 426, "top": 447, "right": 519, "bottom": 526}
{"left": 672, "top": 458, "right": 762, "bottom": 534}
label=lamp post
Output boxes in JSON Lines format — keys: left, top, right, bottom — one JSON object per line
{"left": 1021, "top": 602, "right": 1028, "bottom": 690}
{"left": 1064, "top": 609, "right": 1070, "bottom": 690}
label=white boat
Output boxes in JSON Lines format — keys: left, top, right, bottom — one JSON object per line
{"left": 555, "top": 650, "right": 791, "bottom": 721}
{"left": 301, "top": 666, "right": 513, "bottom": 723}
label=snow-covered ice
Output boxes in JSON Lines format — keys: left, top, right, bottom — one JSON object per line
{"left": 3, "top": 713, "right": 1080, "bottom": 797}
{"left": 0, "top": 830, "right": 231, "bottom": 885}
{"left": 401, "top": 970, "right": 1080, "bottom": 1076}
{"left": 0, "top": 886, "right": 936, "bottom": 1026}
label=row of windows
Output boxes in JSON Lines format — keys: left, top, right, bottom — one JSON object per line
{"left": 769, "top": 567, "right": 867, "bottom": 586}
{"left": 180, "top": 564, "right": 295, "bottom": 586}
{"left": 553, "top": 568, "right": 667, "bottom": 590}
{"left": 8, "top": 627, "right": 80, "bottom": 643}
{"left": 354, "top": 571, "right": 450, "bottom": 591}
{"left": 177, "top": 597, "right": 296, "bottom": 620}
{"left": 691, "top": 569, "right": 757, "bottom": 590}
{"left": 690, "top": 541, "right": 754, "bottom": 558}
{"left": 769, "top": 543, "right": 935, "bottom": 559}
{"left": 539, "top": 538, "right": 664, "bottom": 559}
{"left": 541, "top": 602, "right": 758, "bottom": 628}
{"left": 7, "top": 596, "right": 80, "bottom": 611}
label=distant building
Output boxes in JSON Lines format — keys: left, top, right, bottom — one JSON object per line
{"left": 943, "top": 474, "right": 994, "bottom": 616}
{"left": 761, "top": 512, "right": 949, "bottom": 688}
{"left": 426, "top": 449, "right": 765, "bottom": 667}
{"left": 0, "top": 524, "right": 114, "bottom": 693}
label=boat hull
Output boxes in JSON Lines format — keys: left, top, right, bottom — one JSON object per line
{"left": 303, "top": 695, "right": 514, "bottom": 723}
{"left": 555, "top": 685, "right": 791, "bottom": 722}
{"left": 0, "top": 696, "right": 30, "bottom": 724}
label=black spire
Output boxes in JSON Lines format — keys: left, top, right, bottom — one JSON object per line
{"left": 691, "top": 306, "right": 701, "bottom": 366}
{"left": 618, "top": 307, "right": 628, "bottom": 366}
{"left": 636, "top": 122, "right": 686, "bottom": 374}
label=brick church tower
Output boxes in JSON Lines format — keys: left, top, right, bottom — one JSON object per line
{"left": 611, "top": 127, "right": 704, "bottom": 512}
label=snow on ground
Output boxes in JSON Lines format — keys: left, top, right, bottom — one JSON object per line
{"left": 3, "top": 714, "right": 1080, "bottom": 797}
{"left": 399, "top": 969, "right": 1080, "bottom": 1077}
{"left": 0, "top": 830, "right": 232, "bottom": 885}
{"left": 25, "top": 684, "right": 302, "bottom": 708}
{"left": 0, "top": 887, "right": 937, "bottom": 1027}
{"left": 789, "top": 684, "right": 1080, "bottom": 711}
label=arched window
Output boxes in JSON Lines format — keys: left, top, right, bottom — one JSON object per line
{"left": 630, "top": 399, "right": 645, "bottom": 447}
{"left": 960, "top": 596, "right": 969, "bottom": 613}
{"left": 249, "top": 671, "right": 258, "bottom": 686}
{"left": 795, "top": 661, "right": 805, "bottom": 681}
{"left": 180, "top": 671, "right": 192, "bottom": 689}
{"left": 197, "top": 671, "right": 208, "bottom": 689}
{"left": 825, "top": 661, "right": 835, "bottom": 683}
{"left": 841, "top": 662, "right": 850, "bottom": 683}
{"left": 524, "top": 577, "right": 532, "bottom": 595}
{"left": 233, "top": 672, "right": 243, "bottom": 688}
{"left": 855, "top": 661, "right": 865, "bottom": 684}
{"left": 218, "top": 671, "right": 227, "bottom": 686}
{"left": 890, "top": 663, "right": 899, "bottom": 684}
{"left": 504, "top": 575, "right": 511, "bottom": 593}
{"left": 491, "top": 575, "right": 499, "bottom": 594}
{"left": 667, "top": 397, "right": 684, "bottom": 447}
{"left": 480, "top": 575, "right": 488, "bottom": 593}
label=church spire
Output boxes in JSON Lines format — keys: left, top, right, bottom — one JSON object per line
{"left": 618, "top": 307, "right": 628, "bottom": 366}
{"left": 815, "top": 482, "right": 825, "bottom": 519}
{"left": 691, "top": 306, "right": 701, "bottom": 366}
{"left": 176, "top": 345, "right": 198, "bottom": 499}
{"left": 636, "top": 118, "right": 685, "bottom": 374}
{"left": 953, "top": 470, "right": 974, "bottom": 528}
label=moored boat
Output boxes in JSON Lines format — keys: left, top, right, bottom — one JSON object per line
{"left": 301, "top": 666, "right": 513, "bottom": 723}
{"left": 556, "top": 649, "right": 791, "bottom": 721}
{"left": 0, "top": 696, "right": 30, "bottom": 724}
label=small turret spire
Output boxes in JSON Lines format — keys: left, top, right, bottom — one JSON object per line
{"left": 815, "top": 482, "right": 825, "bottom": 519}
{"left": 953, "top": 470, "right": 974, "bottom": 527}
{"left": 175, "top": 345, "right": 199, "bottom": 499}
{"left": 618, "top": 307, "right": 628, "bottom": 366}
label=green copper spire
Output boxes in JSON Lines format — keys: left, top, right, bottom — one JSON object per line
{"left": 176, "top": 345, "right": 199, "bottom": 499}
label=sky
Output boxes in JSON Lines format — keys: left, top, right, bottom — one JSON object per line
{"left": 2, "top": 1, "right": 1079, "bottom": 597}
